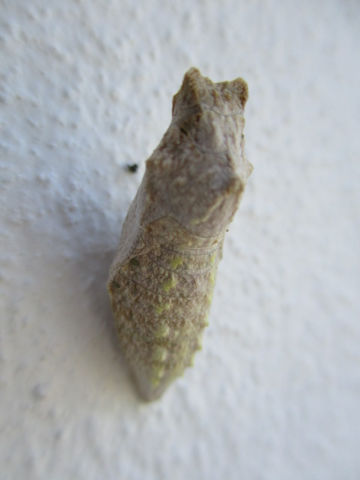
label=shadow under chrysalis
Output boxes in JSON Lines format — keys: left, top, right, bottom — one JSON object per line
{"left": 108, "top": 67, "right": 253, "bottom": 401}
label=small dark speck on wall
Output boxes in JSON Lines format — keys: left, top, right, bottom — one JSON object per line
{"left": 127, "top": 163, "right": 139, "bottom": 173}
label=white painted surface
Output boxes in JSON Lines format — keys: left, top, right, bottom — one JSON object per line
{"left": 1, "top": 1, "right": 359, "bottom": 479}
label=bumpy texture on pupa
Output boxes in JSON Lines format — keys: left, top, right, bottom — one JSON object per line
{"left": 108, "top": 67, "right": 252, "bottom": 401}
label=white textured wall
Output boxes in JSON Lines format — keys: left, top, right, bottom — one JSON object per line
{"left": 1, "top": 1, "right": 359, "bottom": 479}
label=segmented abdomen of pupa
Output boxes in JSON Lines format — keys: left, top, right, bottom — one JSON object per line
{"left": 108, "top": 216, "right": 223, "bottom": 401}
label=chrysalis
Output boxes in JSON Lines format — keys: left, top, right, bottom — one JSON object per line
{"left": 108, "top": 67, "right": 252, "bottom": 401}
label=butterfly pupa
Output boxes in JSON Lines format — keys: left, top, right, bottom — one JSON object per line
{"left": 108, "top": 67, "right": 253, "bottom": 401}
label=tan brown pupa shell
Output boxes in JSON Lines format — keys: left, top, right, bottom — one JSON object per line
{"left": 108, "top": 67, "right": 252, "bottom": 401}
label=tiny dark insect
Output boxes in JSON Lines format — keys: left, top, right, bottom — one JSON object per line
{"left": 127, "top": 163, "right": 139, "bottom": 173}
{"left": 108, "top": 67, "right": 252, "bottom": 401}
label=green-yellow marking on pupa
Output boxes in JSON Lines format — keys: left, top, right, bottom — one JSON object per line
{"left": 151, "top": 364, "right": 166, "bottom": 386}
{"left": 155, "top": 303, "right": 171, "bottom": 314}
{"left": 162, "top": 274, "right": 177, "bottom": 292}
{"left": 153, "top": 346, "right": 168, "bottom": 362}
{"left": 170, "top": 256, "right": 184, "bottom": 269}
{"left": 210, "top": 252, "right": 217, "bottom": 265}
{"left": 155, "top": 324, "right": 170, "bottom": 338}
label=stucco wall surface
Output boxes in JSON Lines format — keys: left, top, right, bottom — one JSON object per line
{"left": 1, "top": 1, "right": 359, "bottom": 479}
